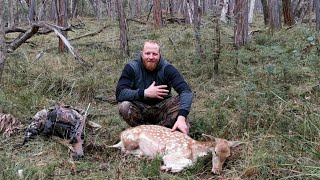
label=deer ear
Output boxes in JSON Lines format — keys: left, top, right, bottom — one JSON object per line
{"left": 202, "top": 134, "right": 216, "bottom": 141}
{"left": 227, "top": 141, "right": 243, "bottom": 148}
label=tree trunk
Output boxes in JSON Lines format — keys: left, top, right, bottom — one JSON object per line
{"left": 106, "top": 0, "right": 110, "bottom": 17}
{"left": 306, "top": 0, "right": 313, "bottom": 27}
{"left": 193, "top": 0, "right": 203, "bottom": 58}
{"left": 213, "top": 17, "right": 221, "bottom": 75}
{"left": 282, "top": 0, "right": 294, "bottom": 26}
{"left": 71, "top": 0, "right": 79, "bottom": 19}
{"left": 135, "top": 0, "right": 142, "bottom": 18}
{"left": 57, "top": 0, "right": 68, "bottom": 52}
{"left": 261, "top": 0, "right": 269, "bottom": 26}
{"left": 248, "top": 0, "right": 255, "bottom": 24}
{"left": 89, "top": 0, "right": 101, "bottom": 20}
{"left": 184, "top": 0, "right": 193, "bottom": 24}
{"left": 202, "top": 0, "right": 207, "bottom": 15}
{"left": 112, "top": 0, "right": 118, "bottom": 21}
{"left": 8, "top": 0, "right": 17, "bottom": 28}
{"left": 177, "top": 0, "right": 182, "bottom": 15}
{"left": 316, "top": 0, "right": 320, "bottom": 31}
{"left": 268, "top": 0, "right": 281, "bottom": 32}
{"left": 208, "top": 0, "right": 214, "bottom": 12}
{"left": 220, "top": 0, "right": 229, "bottom": 23}
{"left": 234, "top": 0, "right": 249, "bottom": 49}
{"left": 169, "top": 0, "right": 175, "bottom": 18}
{"left": 50, "top": 0, "right": 58, "bottom": 21}
{"left": 116, "top": 0, "right": 129, "bottom": 57}
{"left": 88, "top": 0, "right": 97, "bottom": 17}
{"left": 293, "top": 0, "right": 311, "bottom": 23}
{"left": 228, "top": 0, "right": 235, "bottom": 22}
{"left": 28, "top": 0, "right": 37, "bottom": 24}
{"left": 38, "top": 0, "right": 48, "bottom": 21}
{"left": 153, "top": 0, "right": 161, "bottom": 28}
{"left": 0, "top": 0, "right": 6, "bottom": 83}
{"left": 96, "top": 0, "right": 102, "bottom": 20}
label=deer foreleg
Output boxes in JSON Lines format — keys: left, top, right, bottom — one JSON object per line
{"left": 161, "top": 154, "right": 193, "bottom": 173}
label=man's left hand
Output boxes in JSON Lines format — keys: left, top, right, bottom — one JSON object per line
{"left": 171, "top": 116, "right": 189, "bottom": 134}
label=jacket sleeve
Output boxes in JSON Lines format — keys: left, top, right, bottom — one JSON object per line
{"left": 165, "top": 65, "right": 193, "bottom": 118}
{"left": 116, "top": 64, "right": 144, "bottom": 101}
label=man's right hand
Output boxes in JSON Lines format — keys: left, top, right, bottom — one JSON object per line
{"left": 144, "top": 81, "right": 169, "bottom": 99}
{"left": 171, "top": 115, "right": 189, "bottom": 134}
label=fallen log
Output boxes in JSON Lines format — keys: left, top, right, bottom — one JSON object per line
{"left": 5, "top": 26, "right": 72, "bottom": 35}
{"left": 6, "top": 22, "right": 92, "bottom": 67}
{"left": 69, "top": 25, "right": 109, "bottom": 41}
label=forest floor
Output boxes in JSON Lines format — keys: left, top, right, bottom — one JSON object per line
{"left": 1, "top": 16, "right": 320, "bottom": 179}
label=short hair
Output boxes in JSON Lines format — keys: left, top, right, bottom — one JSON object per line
{"left": 143, "top": 40, "right": 161, "bottom": 52}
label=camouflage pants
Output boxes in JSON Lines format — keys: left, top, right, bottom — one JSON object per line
{"left": 118, "top": 96, "right": 180, "bottom": 128}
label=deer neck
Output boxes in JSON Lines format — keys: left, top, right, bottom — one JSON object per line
{"left": 191, "top": 141, "right": 214, "bottom": 160}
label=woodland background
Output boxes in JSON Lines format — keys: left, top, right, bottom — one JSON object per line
{"left": 0, "top": 0, "right": 320, "bottom": 179}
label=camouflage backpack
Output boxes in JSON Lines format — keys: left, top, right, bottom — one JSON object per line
{"left": 24, "top": 105, "right": 85, "bottom": 145}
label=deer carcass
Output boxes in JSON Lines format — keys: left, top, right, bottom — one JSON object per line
{"left": 111, "top": 125, "right": 242, "bottom": 173}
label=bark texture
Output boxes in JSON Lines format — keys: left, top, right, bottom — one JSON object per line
{"left": 116, "top": 0, "right": 129, "bottom": 56}
{"left": 57, "top": 0, "right": 68, "bottom": 52}
{"left": 316, "top": 0, "right": 320, "bottom": 31}
{"left": 261, "top": 0, "right": 269, "bottom": 26}
{"left": 0, "top": 0, "right": 6, "bottom": 83}
{"left": 268, "top": 0, "right": 282, "bottom": 31}
{"left": 193, "top": 0, "right": 203, "bottom": 58}
{"left": 282, "top": 0, "right": 294, "bottom": 26}
{"left": 153, "top": 0, "right": 162, "bottom": 28}
{"left": 234, "top": 0, "right": 249, "bottom": 49}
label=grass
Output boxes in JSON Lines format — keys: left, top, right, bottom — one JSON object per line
{"left": 1, "top": 16, "right": 320, "bottom": 179}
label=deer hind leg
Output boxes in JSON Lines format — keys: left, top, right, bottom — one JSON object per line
{"left": 161, "top": 155, "right": 193, "bottom": 173}
{"left": 111, "top": 140, "right": 144, "bottom": 157}
{"left": 126, "top": 142, "right": 162, "bottom": 158}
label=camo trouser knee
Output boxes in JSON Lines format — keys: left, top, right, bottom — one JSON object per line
{"left": 118, "top": 96, "right": 180, "bottom": 128}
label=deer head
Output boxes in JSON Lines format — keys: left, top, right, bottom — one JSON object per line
{"left": 202, "top": 134, "right": 242, "bottom": 174}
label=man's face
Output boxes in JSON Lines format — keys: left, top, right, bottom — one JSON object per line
{"left": 141, "top": 42, "right": 160, "bottom": 71}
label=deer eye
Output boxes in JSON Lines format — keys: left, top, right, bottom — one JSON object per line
{"left": 213, "top": 150, "right": 217, "bottom": 156}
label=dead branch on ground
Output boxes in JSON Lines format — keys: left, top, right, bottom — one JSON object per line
{"left": 7, "top": 25, "right": 39, "bottom": 53}
{"left": 5, "top": 26, "right": 72, "bottom": 35}
{"left": 6, "top": 22, "right": 92, "bottom": 68}
{"left": 69, "top": 25, "right": 109, "bottom": 41}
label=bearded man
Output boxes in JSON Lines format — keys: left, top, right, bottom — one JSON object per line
{"left": 116, "top": 40, "right": 193, "bottom": 134}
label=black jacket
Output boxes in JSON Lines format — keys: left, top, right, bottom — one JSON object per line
{"left": 116, "top": 53, "right": 193, "bottom": 118}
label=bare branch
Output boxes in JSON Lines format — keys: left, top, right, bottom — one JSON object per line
{"left": 7, "top": 24, "right": 39, "bottom": 53}
{"left": 39, "top": 22, "right": 91, "bottom": 67}
{"left": 5, "top": 27, "right": 27, "bottom": 34}
{"left": 69, "top": 25, "right": 109, "bottom": 41}
{"left": 5, "top": 26, "right": 72, "bottom": 35}
{"left": 6, "top": 22, "right": 92, "bottom": 67}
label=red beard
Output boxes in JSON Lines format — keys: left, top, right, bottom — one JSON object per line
{"left": 143, "top": 61, "right": 158, "bottom": 71}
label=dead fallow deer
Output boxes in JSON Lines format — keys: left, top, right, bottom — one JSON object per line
{"left": 110, "top": 125, "right": 242, "bottom": 173}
